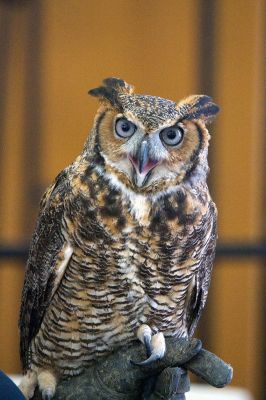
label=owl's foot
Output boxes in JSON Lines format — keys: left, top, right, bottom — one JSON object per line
{"left": 37, "top": 369, "right": 57, "bottom": 399}
{"left": 19, "top": 370, "right": 37, "bottom": 400}
{"left": 19, "top": 368, "right": 57, "bottom": 400}
{"left": 131, "top": 324, "right": 166, "bottom": 366}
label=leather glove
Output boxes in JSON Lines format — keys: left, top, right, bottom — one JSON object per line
{"left": 32, "top": 337, "right": 232, "bottom": 400}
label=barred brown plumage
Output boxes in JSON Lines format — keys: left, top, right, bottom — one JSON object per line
{"left": 19, "top": 77, "right": 219, "bottom": 399}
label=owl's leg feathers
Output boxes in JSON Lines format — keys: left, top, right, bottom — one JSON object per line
{"left": 132, "top": 325, "right": 166, "bottom": 366}
{"left": 19, "top": 368, "right": 58, "bottom": 400}
{"left": 37, "top": 369, "right": 58, "bottom": 400}
{"left": 19, "top": 370, "right": 37, "bottom": 400}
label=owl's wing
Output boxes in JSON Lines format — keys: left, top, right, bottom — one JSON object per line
{"left": 19, "top": 169, "right": 72, "bottom": 371}
{"left": 187, "top": 202, "right": 217, "bottom": 337}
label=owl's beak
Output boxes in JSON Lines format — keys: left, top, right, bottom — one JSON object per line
{"left": 129, "top": 140, "right": 160, "bottom": 187}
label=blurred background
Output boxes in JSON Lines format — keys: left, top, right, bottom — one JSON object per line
{"left": 0, "top": 0, "right": 265, "bottom": 399}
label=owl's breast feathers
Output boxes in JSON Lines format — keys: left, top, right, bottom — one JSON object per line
{"left": 19, "top": 155, "right": 217, "bottom": 372}
{"left": 67, "top": 156, "right": 217, "bottom": 332}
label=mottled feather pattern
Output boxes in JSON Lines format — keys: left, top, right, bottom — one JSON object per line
{"left": 21, "top": 154, "right": 217, "bottom": 375}
{"left": 19, "top": 78, "right": 219, "bottom": 390}
{"left": 19, "top": 170, "right": 70, "bottom": 370}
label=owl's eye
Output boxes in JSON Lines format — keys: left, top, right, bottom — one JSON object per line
{"left": 115, "top": 118, "right": 136, "bottom": 138}
{"left": 160, "top": 126, "right": 184, "bottom": 147}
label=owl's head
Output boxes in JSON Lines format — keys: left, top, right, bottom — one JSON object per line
{"left": 88, "top": 78, "right": 219, "bottom": 194}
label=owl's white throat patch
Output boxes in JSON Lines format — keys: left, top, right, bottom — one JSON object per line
{"left": 96, "top": 166, "right": 151, "bottom": 226}
{"left": 109, "top": 174, "right": 150, "bottom": 225}
{"left": 127, "top": 191, "right": 150, "bottom": 225}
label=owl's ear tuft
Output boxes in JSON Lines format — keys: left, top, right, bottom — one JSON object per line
{"left": 103, "top": 77, "right": 134, "bottom": 95}
{"left": 88, "top": 77, "right": 134, "bottom": 108}
{"left": 177, "top": 95, "right": 219, "bottom": 124}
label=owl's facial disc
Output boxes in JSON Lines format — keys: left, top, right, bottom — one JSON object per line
{"left": 128, "top": 140, "right": 161, "bottom": 187}
{"left": 97, "top": 108, "right": 210, "bottom": 192}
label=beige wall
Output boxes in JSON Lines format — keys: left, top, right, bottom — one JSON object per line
{"left": 0, "top": 1, "right": 265, "bottom": 398}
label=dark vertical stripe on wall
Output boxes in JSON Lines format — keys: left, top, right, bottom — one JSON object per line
{"left": 23, "top": 0, "right": 43, "bottom": 236}
{"left": 198, "top": 0, "right": 216, "bottom": 187}
{"left": 196, "top": 0, "right": 216, "bottom": 353}
{"left": 262, "top": 4, "right": 266, "bottom": 400}
{"left": 198, "top": 0, "right": 216, "bottom": 96}
{"left": 0, "top": 5, "right": 12, "bottom": 227}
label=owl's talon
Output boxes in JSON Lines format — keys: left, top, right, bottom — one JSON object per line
{"left": 132, "top": 330, "right": 166, "bottom": 366}
{"left": 137, "top": 324, "right": 152, "bottom": 356}
{"left": 42, "top": 390, "right": 54, "bottom": 400}
{"left": 131, "top": 351, "right": 162, "bottom": 366}
{"left": 144, "top": 335, "right": 152, "bottom": 357}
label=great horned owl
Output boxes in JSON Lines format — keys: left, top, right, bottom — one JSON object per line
{"left": 19, "top": 78, "right": 219, "bottom": 399}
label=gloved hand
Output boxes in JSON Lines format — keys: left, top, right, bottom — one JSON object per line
{"left": 32, "top": 337, "right": 233, "bottom": 400}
